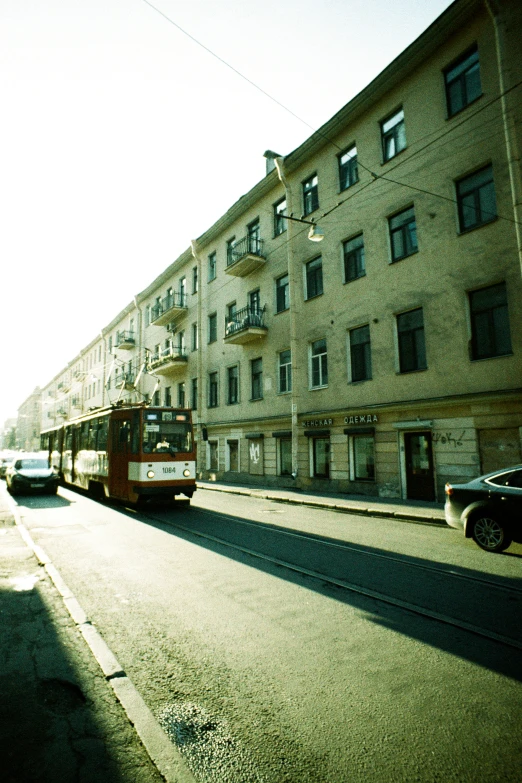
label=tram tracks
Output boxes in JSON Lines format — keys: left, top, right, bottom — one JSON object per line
{"left": 142, "top": 506, "right": 522, "bottom": 653}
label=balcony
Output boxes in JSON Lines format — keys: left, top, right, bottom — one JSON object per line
{"left": 115, "top": 330, "right": 136, "bottom": 350}
{"left": 225, "top": 236, "right": 266, "bottom": 277}
{"left": 150, "top": 292, "right": 188, "bottom": 327}
{"left": 224, "top": 305, "right": 268, "bottom": 345}
{"left": 114, "top": 372, "right": 136, "bottom": 391}
{"left": 148, "top": 346, "right": 188, "bottom": 376}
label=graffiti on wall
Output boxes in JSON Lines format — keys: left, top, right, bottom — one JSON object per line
{"left": 432, "top": 430, "right": 466, "bottom": 448}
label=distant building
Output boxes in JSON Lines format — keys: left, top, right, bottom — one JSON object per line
{"left": 0, "top": 418, "right": 17, "bottom": 451}
{"left": 36, "top": 0, "right": 522, "bottom": 501}
{"left": 17, "top": 388, "right": 41, "bottom": 451}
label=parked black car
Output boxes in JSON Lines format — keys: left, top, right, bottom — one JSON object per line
{"left": 5, "top": 454, "right": 60, "bottom": 496}
{"left": 445, "top": 465, "right": 522, "bottom": 552}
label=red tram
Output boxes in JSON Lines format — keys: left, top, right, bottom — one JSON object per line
{"left": 40, "top": 404, "right": 197, "bottom": 505}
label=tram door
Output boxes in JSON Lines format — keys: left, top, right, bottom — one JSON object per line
{"left": 404, "top": 431, "right": 435, "bottom": 501}
{"left": 109, "top": 416, "right": 133, "bottom": 499}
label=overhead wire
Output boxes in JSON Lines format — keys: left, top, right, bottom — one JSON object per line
{"left": 140, "top": 0, "right": 522, "bottom": 233}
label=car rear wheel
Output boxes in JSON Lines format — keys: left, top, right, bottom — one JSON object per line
{"left": 471, "top": 514, "right": 512, "bottom": 553}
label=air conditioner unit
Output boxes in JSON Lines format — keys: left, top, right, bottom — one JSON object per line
{"left": 166, "top": 322, "right": 177, "bottom": 333}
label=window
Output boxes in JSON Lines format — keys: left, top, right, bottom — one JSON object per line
{"left": 445, "top": 46, "right": 481, "bottom": 117}
{"left": 381, "top": 108, "right": 406, "bottom": 161}
{"left": 302, "top": 174, "right": 319, "bottom": 216}
{"left": 339, "top": 145, "right": 358, "bottom": 191}
{"left": 108, "top": 336, "right": 113, "bottom": 354}
{"left": 251, "top": 358, "right": 263, "bottom": 400}
{"left": 310, "top": 339, "right": 328, "bottom": 388}
{"left": 153, "top": 389, "right": 160, "bottom": 407}
{"left": 351, "top": 435, "right": 375, "bottom": 481}
{"left": 279, "top": 438, "right": 292, "bottom": 476}
{"left": 247, "top": 219, "right": 261, "bottom": 254}
{"left": 177, "top": 330, "right": 186, "bottom": 355}
{"left": 227, "top": 365, "right": 239, "bottom": 404}
{"left": 349, "top": 325, "right": 372, "bottom": 382}
{"left": 279, "top": 349, "right": 292, "bottom": 393}
{"left": 191, "top": 377, "right": 198, "bottom": 410}
{"left": 456, "top": 165, "right": 496, "bottom": 232}
{"left": 226, "top": 237, "right": 236, "bottom": 266}
{"left": 179, "top": 277, "right": 187, "bottom": 305}
{"left": 469, "top": 282, "right": 512, "bottom": 360}
{"left": 208, "top": 252, "right": 216, "bottom": 282}
{"left": 249, "top": 289, "right": 260, "bottom": 315}
{"left": 178, "top": 382, "right": 185, "bottom": 408}
{"left": 397, "top": 308, "right": 427, "bottom": 373}
{"left": 343, "top": 233, "right": 365, "bottom": 282}
{"left": 208, "top": 312, "right": 217, "bottom": 343}
{"left": 312, "top": 437, "right": 330, "bottom": 478}
{"left": 164, "top": 386, "right": 171, "bottom": 407}
{"left": 192, "top": 322, "right": 198, "bottom": 351}
{"left": 145, "top": 305, "right": 151, "bottom": 327}
{"left": 389, "top": 206, "right": 418, "bottom": 261}
{"left": 192, "top": 265, "right": 198, "bottom": 294}
{"left": 274, "top": 197, "right": 287, "bottom": 236}
{"left": 208, "top": 372, "right": 218, "bottom": 408}
{"left": 276, "top": 274, "right": 289, "bottom": 312}
{"left": 305, "top": 257, "right": 323, "bottom": 299}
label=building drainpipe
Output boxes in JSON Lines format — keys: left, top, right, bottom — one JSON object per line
{"left": 485, "top": 0, "right": 522, "bottom": 278}
{"left": 191, "top": 240, "right": 205, "bottom": 478}
{"left": 274, "top": 157, "right": 301, "bottom": 482}
{"left": 133, "top": 296, "right": 143, "bottom": 402}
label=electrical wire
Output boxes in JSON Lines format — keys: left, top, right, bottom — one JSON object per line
{"left": 140, "top": 0, "right": 522, "bottom": 232}
{"left": 45, "top": 0, "right": 520, "bottom": 404}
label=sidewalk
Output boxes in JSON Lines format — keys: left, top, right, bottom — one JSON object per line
{"left": 197, "top": 480, "right": 446, "bottom": 525}
{"left": 0, "top": 490, "right": 195, "bottom": 783}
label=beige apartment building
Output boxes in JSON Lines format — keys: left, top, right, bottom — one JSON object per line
{"left": 36, "top": 0, "right": 522, "bottom": 502}
{"left": 16, "top": 387, "right": 41, "bottom": 451}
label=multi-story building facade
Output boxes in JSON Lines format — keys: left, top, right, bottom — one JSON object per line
{"left": 16, "top": 387, "right": 41, "bottom": 451}
{"left": 34, "top": 0, "right": 521, "bottom": 502}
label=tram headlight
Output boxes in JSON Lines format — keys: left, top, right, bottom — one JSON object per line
{"left": 147, "top": 470, "right": 155, "bottom": 479}
{"left": 183, "top": 469, "right": 191, "bottom": 477}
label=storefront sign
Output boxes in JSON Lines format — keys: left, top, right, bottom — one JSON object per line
{"left": 344, "top": 414, "right": 379, "bottom": 425}
{"left": 302, "top": 418, "right": 333, "bottom": 427}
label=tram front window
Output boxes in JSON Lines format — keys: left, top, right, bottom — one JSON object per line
{"left": 143, "top": 420, "right": 193, "bottom": 454}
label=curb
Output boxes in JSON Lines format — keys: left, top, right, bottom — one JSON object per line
{"left": 197, "top": 483, "right": 446, "bottom": 526}
{"left": 4, "top": 492, "right": 197, "bottom": 783}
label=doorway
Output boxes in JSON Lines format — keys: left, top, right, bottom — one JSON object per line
{"left": 404, "top": 431, "right": 435, "bottom": 500}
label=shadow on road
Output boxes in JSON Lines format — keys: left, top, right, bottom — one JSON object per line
{"left": 129, "top": 500, "right": 522, "bottom": 684}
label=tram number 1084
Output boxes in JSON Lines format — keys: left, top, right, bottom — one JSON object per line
{"left": 40, "top": 405, "right": 197, "bottom": 506}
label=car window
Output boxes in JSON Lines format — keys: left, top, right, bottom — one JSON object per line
{"left": 506, "top": 470, "right": 522, "bottom": 488}
{"left": 488, "top": 469, "right": 522, "bottom": 488}
{"left": 19, "top": 459, "right": 48, "bottom": 470}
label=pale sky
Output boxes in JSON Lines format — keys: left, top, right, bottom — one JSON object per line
{"left": 0, "top": 0, "right": 455, "bottom": 422}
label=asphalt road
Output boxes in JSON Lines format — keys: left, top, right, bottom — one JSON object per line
{"left": 12, "top": 486, "right": 522, "bottom": 783}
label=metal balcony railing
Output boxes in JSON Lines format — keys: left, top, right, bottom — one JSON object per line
{"left": 226, "top": 235, "right": 264, "bottom": 267}
{"left": 148, "top": 345, "right": 187, "bottom": 370}
{"left": 114, "top": 371, "right": 135, "bottom": 388}
{"left": 151, "top": 291, "right": 187, "bottom": 322}
{"left": 115, "top": 330, "right": 135, "bottom": 347}
{"left": 224, "top": 305, "right": 266, "bottom": 337}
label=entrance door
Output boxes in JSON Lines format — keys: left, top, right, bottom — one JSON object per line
{"left": 404, "top": 431, "right": 435, "bottom": 500}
